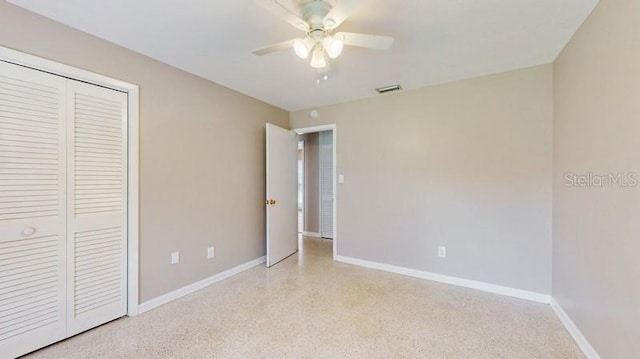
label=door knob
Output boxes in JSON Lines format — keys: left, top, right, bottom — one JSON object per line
{"left": 22, "top": 227, "right": 36, "bottom": 236}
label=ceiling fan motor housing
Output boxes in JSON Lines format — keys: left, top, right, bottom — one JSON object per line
{"left": 300, "top": 0, "right": 334, "bottom": 29}
{"left": 309, "top": 28, "right": 328, "bottom": 41}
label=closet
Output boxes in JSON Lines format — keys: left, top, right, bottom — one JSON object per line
{"left": 0, "top": 60, "right": 128, "bottom": 358}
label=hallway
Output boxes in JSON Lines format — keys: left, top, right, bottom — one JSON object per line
{"left": 25, "top": 237, "right": 582, "bottom": 358}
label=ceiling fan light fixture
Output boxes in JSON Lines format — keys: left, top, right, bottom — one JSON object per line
{"left": 254, "top": 0, "right": 395, "bottom": 70}
{"left": 309, "top": 46, "right": 327, "bottom": 69}
{"left": 323, "top": 36, "right": 344, "bottom": 59}
{"left": 293, "top": 38, "right": 312, "bottom": 59}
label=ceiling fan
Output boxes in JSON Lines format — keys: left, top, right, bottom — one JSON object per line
{"left": 253, "top": 0, "right": 394, "bottom": 69}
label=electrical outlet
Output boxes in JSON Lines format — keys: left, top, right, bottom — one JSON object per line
{"left": 171, "top": 251, "right": 180, "bottom": 264}
{"left": 207, "top": 246, "right": 215, "bottom": 259}
{"left": 438, "top": 246, "right": 447, "bottom": 258}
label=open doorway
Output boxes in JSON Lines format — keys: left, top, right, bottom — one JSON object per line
{"left": 294, "top": 125, "right": 337, "bottom": 259}
{"left": 264, "top": 123, "right": 336, "bottom": 267}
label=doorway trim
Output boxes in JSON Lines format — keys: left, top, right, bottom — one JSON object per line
{"left": 0, "top": 45, "right": 141, "bottom": 316}
{"left": 293, "top": 124, "right": 338, "bottom": 260}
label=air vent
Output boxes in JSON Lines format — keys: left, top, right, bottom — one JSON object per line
{"left": 375, "top": 84, "right": 402, "bottom": 94}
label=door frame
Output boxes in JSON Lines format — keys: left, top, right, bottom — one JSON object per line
{"left": 293, "top": 124, "right": 337, "bottom": 260}
{"left": 0, "top": 45, "right": 141, "bottom": 316}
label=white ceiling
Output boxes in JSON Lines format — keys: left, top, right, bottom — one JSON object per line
{"left": 9, "top": 0, "right": 598, "bottom": 111}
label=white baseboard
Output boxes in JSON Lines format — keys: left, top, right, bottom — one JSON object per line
{"left": 302, "top": 231, "right": 321, "bottom": 238}
{"left": 550, "top": 298, "right": 601, "bottom": 359}
{"left": 138, "top": 256, "right": 266, "bottom": 314}
{"left": 335, "top": 255, "right": 550, "bottom": 304}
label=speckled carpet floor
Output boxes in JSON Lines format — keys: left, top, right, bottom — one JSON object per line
{"left": 24, "top": 237, "right": 583, "bottom": 358}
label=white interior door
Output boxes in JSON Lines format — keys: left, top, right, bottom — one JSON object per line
{"left": 66, "top": 80, "right": 128, "bottom": 336}
{"left": 265, "top": 123, "right": 298, "bottom": 267}
{"left": 0, "top": 61, "right": 68, "bottom": 358}
{"left": 319, "top": 131, "right": 333, "bottom": 239}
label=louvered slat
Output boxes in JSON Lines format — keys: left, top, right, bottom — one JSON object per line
{"left": 73, "top": 91, "right": 124, "bottom": 216}
{"left": 73, "top": 227, "right": 123, "bottom": 316}
{"left": 0, "top": 235, "right": 62, "bottom": 341}
{"left": 0, "top": 70, "right": 62, "bottom": 218}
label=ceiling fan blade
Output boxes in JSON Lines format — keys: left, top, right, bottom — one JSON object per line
{"left": 257, "top": 0, "right": 310, "bottom": 32}
{"left": 334, "top": 32, "right": 395, "bottom": 50}
{"left": 252, "top": 39, "right": 297, "bottom": 56}
{"left": 323, "top": 0, "right": 365, "bottom": 30}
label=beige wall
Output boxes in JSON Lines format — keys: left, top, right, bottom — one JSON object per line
{"left": 291, "top": 64, "right": 554, "bottom": 293}
{"left": 299, "top": 133, "right": 320, "bottom": 233}
{"left": 553, "top": 0, "right": 640, "bottom": 357}
{"left": 0, "top": 2, "right": 289, "bottom": 303}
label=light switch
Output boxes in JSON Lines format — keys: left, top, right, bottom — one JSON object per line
{"left": 171, "top": 251, "right": 180, "bottom": 264}
{"left": 339, "top": 174, "right": 345, "bottom": 184}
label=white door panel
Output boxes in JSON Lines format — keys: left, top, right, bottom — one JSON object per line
{"left": 66, "top": 80, "right": 127, "bottom": 336}
{"left": 0, "top": 61, "right": 67, "bottom": 359}
{"left": 265, "top": 123, "right": 298, "bottom": 267}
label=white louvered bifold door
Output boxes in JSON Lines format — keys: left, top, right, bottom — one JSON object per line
{"left": 66, "top": 80, "right": 127, "bottom": 336}
{"left": 319, "top": 131, "right": 333, "bottom": 239}
{"left": 0, "top": 61, "right": 68, "bottom": 358}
